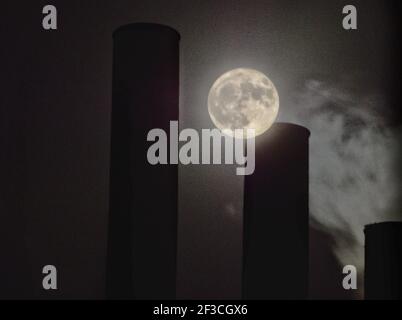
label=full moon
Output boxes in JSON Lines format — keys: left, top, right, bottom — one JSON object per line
{"left": 208, "top": 68, "right": 279, "bottom": 138}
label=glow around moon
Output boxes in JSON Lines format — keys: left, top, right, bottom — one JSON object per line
{"left": 208, "top": 68, "right": 279, "bottom": 138}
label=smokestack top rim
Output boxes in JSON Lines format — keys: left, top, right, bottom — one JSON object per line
{"left": 364, "top": 221, "right": 402, "bottom": 233}
{"left": 113, "top": 23, "right": 181, "bottom": 40}
{"left": 270, "top": 122, "right": 311, "bottom": 137}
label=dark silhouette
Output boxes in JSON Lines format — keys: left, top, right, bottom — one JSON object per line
{"left": 365, "top": 222, "right": 402, "bottom": 300}
{"left": 107, "top": 23, "right": 180, "bottom": 299}
{"left": 242, "top": 123, "right": 309, "bottom": 299}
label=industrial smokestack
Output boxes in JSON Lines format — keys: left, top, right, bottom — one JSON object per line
{"left": 242, "top": 123, "right": 310, "bottom": 299}
{"left": 107, "top": 23, "right": 180, "bottom": 299}
{"left": 364, "top": 222, "right": 402, "bottom": 300}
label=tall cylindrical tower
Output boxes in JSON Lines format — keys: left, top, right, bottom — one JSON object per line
{"left": 365, "top": 222, "right": 402, "bottom": 300}
{"left": 107, "top": 23, "right": 180, "bottom": 299}
{"left": 242, "top": 123, "right": 310, "bottom": 299}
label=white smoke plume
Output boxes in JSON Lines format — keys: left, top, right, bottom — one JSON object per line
{"left": 280, "top": 78, "right": 402, "bottom": 283}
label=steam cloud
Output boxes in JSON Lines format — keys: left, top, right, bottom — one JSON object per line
{"left": 281, "top": 78, "right": 402, "bottom": 281}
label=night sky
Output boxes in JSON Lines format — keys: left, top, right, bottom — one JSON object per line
{"left": 1, "top": 0, "right": 400, "bottom": 299}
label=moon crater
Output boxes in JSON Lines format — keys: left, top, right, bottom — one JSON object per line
{"left": 208, "top": 68, "right": 279, "bottom": 138}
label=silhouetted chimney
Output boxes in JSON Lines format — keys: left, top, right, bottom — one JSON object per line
{"left": 364, "top": 222, "right": 402, "bottom": 300}
{"left": 107, "top": 23, "right": 180, "bottom": 299}
{"left": 242, "top": 122, "right": 310, "bottom": 299}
